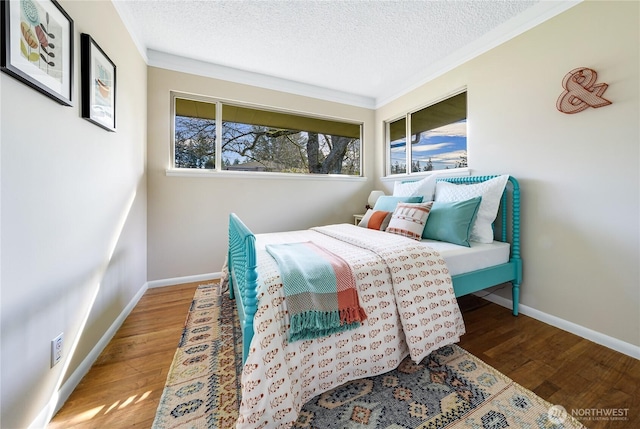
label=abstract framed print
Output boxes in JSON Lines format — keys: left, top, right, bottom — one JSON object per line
{"left": 81, "top": 33, "right": 116, "bottom": 131}
{"left": 1, "top": 0, "right": 74, "bottom": 105}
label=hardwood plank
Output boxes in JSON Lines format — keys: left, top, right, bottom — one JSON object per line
{"left": 49, "top": 288, "right": 639, "bottom": 429}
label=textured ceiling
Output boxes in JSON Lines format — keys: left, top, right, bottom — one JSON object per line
{"left": 114, "top": 0, "right": 577, "bottom": 107}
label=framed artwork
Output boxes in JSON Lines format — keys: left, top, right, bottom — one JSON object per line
{"left": 0, "top": 0, "right": 74, "bottom": 105}
{"left": 81, "top": 33, "right": 116, "bottom": 131}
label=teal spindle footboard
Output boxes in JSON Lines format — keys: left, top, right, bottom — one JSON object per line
{"left": 228, "top": 213, "right": 258, "bottom": 363}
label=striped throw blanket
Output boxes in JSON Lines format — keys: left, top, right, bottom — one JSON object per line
{"left": 265, "top": 241, "right": 367, "bottom": 342}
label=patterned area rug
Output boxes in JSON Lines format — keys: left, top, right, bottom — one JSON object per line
{"left": 153, "top": 283, "right": 585, "bottom": 429}
{"left": 152, "top": 283, "right": 243, "bottom": 428}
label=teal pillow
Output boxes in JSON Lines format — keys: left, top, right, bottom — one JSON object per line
{"left": 373, "top": 195, "right": 423, "bottom": 212}
{"left": 422, "top": 196, "right": 482, "bottom": 247}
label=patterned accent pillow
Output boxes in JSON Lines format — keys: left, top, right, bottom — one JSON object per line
{"left": 358, "top": 209, "right": 392, "bottom": 231}
{"left": 393, "top": 174, "right": 438, "bottom": 202}
{"left": 386, "top": 201, "right": 434, "bottom": 240}
{"left": 435, "top": 175, "right": 509, "bottom": 243}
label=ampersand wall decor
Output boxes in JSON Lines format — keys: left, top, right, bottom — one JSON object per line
{"left": 556, "top": 67, "right": 612, "bottom": 114}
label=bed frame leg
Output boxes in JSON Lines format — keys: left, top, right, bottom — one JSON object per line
{"left": 228, "top": 252, "right": 235, "bottom": 300}
{"left": 511, "top": 282, "right": 520, "bottom": 316}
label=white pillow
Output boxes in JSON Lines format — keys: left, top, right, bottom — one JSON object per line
{"left": 393, "top": 175, "right": 437, "bottom": 202}
{"left": 434, "top": 175, "right": 509, "bottom": 243}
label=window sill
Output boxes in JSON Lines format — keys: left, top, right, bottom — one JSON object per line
{"left": 165, "top": 168, "right": 367, "bottom": 181}
{"left": 381, "top": 168, "right": 470, "bottom": 183}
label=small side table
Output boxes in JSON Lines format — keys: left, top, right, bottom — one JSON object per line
{"left": 353, "top": 214, "right": 364, "bottom": 225}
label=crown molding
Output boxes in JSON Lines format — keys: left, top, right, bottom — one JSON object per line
{"left": 147, "top": 50, "right": 377, "bottom": 109}
{"left": 111, "top": 0, "right": 148, "bottom": 63}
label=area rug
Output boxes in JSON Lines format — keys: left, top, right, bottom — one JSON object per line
{"left": 152, "top": 282, "right": 243, "bottom": 428}
{"left": 153, "top": 283, "right": 585, "bottom": 429}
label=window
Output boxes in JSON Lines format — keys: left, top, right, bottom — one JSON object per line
{"left": 172, "top": 93, "right": 362, "bottom": 176}
{"left": 386, "top": 91, "right": 467, "bottom": 175}
{"left": 174, "top": 97, "right": 216, "bottom": 169}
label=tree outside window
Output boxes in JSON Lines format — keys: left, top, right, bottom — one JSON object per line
{"left": 173, "top": 95, "right": 361, "bottom": 176}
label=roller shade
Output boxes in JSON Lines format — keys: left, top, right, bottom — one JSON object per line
{"left": 175, "top": 98, "right": 361, "bottom": 139}
{"left": 390, "top": 92, "right": 467, "bottom": 142}
{"left": 389, "top": 117, "right": 406, "bottom": 148}
{"left": 175, "top": 98, "right": 217, "bottom": 121}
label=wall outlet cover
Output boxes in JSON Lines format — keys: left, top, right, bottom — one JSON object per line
{"left": 51, "top": 333, "right": 63, "bottom": 367}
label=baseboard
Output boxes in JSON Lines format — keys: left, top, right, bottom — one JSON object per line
{"left": 477, "top": 292, "right": 640, "bottom": 360}
{"left": 30, "top": 282, "right": 150, "bottom": 429}
{"left": 147, "top": 272, "right": 220, "bottom": 288}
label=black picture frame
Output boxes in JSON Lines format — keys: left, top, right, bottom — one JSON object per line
{"left": 81, "top": 33, "right": 116, "bottom": 132}
{"left": 0, "top": 0, "right": 74, "bottom": 105}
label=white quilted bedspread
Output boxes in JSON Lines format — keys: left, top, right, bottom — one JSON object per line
{"left": 236, "top": 224, "right": 466, "bottom": 429}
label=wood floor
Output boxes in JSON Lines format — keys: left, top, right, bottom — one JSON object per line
{"left": 48, "top": 282, "right": 199, "bottom": 429}
{"left": 48, "top": 283, "right": 639, "bottom": 429}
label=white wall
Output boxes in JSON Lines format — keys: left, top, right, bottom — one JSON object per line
{"left": 0, "top": 1, "right": 147, "bottom": 428}
{"left": 147, "top": 67, "right": 375, "bottom": 281}
{"left": 376, "top": 0, "right": 639, "bottom": 349}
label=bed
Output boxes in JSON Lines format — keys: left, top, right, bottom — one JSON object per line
{"left": 227, "top": 174, "right": 521, "bottom": 428}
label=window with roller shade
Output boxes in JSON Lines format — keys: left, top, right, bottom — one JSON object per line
{"left": 172, "top": 93, "right": 362, "bottom": 175}
{"left": 386, "top": 91, "right": 467, "bottom": 175}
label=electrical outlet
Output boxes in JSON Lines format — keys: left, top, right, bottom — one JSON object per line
{"left": 51, "top": 333, "right": 63, "bottom": 367}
